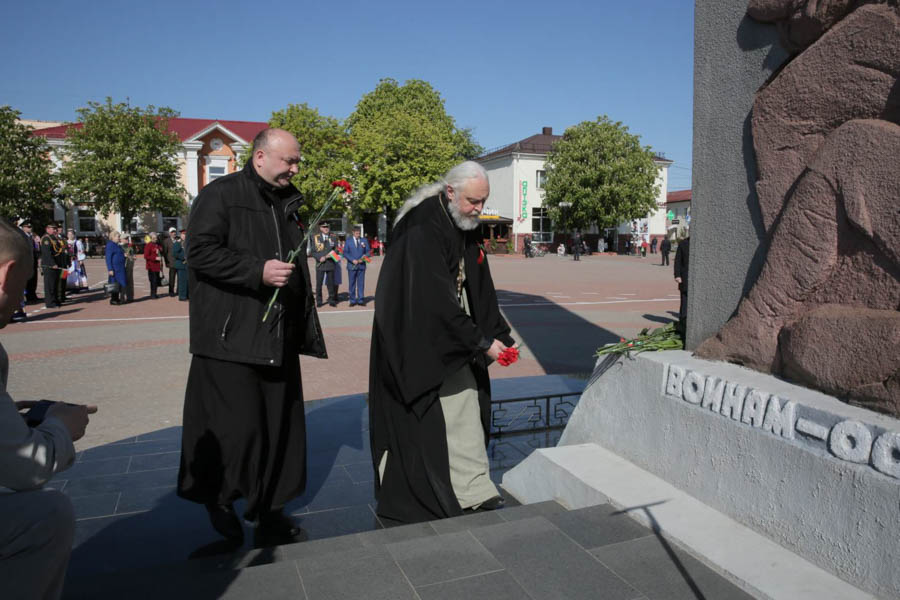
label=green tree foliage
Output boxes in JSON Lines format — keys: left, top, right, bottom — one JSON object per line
{"left": 59, "top": 98, "right": 186, "bottom": 229}
{"left": 543, "top": 116, "right": 660, "bottom": 232}
{"left": 347, "top": 79, "right": 482, "bottom": 216}
{"left": 0, "top": 106, "right": 56, "bottom": 222}
{"left": 266, "top": 103, "right": 353, "bottom": 220}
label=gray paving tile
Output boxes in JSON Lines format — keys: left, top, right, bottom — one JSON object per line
{"left": 80, "top": 439, "right": 180, "bottom": 461}
{"left": 135, "top": 427, "right": 182, "bottom": 442}
{"left": 63, "top": 467, "right": 177, "bottom": 497}
{"left": 548, "top": 503, "right": 652, "bottom": 550}
{"left": 304, "top": 479, "right": 375, "bottom": 512}
{"left": 429, "top": 510, "right": 505, "bottom": 534}
{"left": 591, "top": 535, "right": 756, "bottom": 600}
{"left": 279, "top": 531, "right": 364, "bottom": 561}
{"left": 472, "top": 517, "right": 641, "bottom": 600}
{"left": 416, "top": 570, "right": 531, "bottom": 600}
{"left": 45, "top": 479, "right": 67, "bottom": 491}
{"left": 297, "top": 546, "right": 417, "bottom": 600}
{"left": 116, "top": 485, "right": 176, "bottom": 513}
{"left": 71, "top": 492, "right": 120, "bottom": 520}
{"left": 218, "top": 561, "right": 305, "bottom": 599}
{"left": 498, "top": 500, "right": 567, "bottom": 522}
{"left": 357, "top": 520, "right": 437, "bottom": 547}
{"left": 343, "top": 461, "right": 375, "bottom": 483}
{"left": 128, "top": 451, "right": 180, "bottom": 472}
{"left": 58, "top": 456, "right": 130, "bottom": 480}
{"left": 388, "top": 530, "right": 502, "bottom": 587}
{"left": 298, "top": 505, "right": 381, "bottom": 541}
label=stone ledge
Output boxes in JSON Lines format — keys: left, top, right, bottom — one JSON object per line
{"left": 503, "top": 444, "right": 876, "bottom": 600}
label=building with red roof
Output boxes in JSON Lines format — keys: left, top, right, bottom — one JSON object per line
{"left": 666, "top": 189, "right": 692, "bottom": 239}
{"left": 34, "top": 117, "right": 268, "bottom": 235}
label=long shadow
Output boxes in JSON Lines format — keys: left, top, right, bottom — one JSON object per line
{"left": 498, "top": 290, "right": 638, "bottom": 375}
{"left": 613, "top": 501, "right": 707, "bottom": 600}
{"left": 60, "top": 393, "right": 370, "bottom": 599}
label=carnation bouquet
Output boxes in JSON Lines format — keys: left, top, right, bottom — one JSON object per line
{"left": 595, "top": 322, "right": 683, "bottom": 357}
{"left": 262, "top": 180, "right": 352, "bottom": 322}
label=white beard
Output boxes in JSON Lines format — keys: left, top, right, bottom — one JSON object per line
{"left": 447, "top": 199, "right": 480, "bottom": 231}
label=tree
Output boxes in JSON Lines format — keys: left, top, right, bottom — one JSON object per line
{"left": 266, "top": 103, "right": 353, "bottom": 220}
{"left": 347, "top": 79, "right": 483, "bottom": 217}
{"left": 0, "top": 106, "right": 56, "bottom": 222}
{"left": 542, "top": 116, "right": 660, "bottom": 232}
{"left": 59, "top": 98, "right": 186, "bottom": 230}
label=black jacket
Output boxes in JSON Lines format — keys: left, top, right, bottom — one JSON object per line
{"left": 187, "top": 161, "right": 327, "bottom": 366}
{"left": 674, "top": 237, "right": 690, "bottom": 292}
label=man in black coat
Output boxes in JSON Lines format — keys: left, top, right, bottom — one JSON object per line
{"left": 160, "top": 227, "right": 179, "bottom": 297}
{"left": 311, "top": 222, "right": 337, "bottom": 307}
{"left": 674, "top": 236, "right": 690, "bottom": 338}
{"left": 660, "top": 236, "right": 672, "bottom": 266}
{"left": 369, "top": 161, "right": 515, "bottom": 524}
{"left": 39, "top": 224, "right": 59, "bottom": 308}
{"left": 177, "top": 128, "right": 327, "bottom": 545}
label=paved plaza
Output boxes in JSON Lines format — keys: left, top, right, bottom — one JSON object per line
{"left": 6, "top": 251, "right": 687, "bottom": 598}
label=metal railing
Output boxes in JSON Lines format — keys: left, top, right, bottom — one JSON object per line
{"left": 489, "top": 392, "right": 581, "bottom": 438}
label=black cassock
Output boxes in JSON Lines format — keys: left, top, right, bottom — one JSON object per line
{"left": 369, "top": 194, "right": 515, "bottom": 523}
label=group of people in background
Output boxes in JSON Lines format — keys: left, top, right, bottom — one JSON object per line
{"left": 105, "top": 227, "right": 189, "bottom": 305}
{"left": 311, "top": 222, "right": 373, "bottom": 307}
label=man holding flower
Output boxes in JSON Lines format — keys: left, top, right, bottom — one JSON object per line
{"left": 177, "top": 128, "right": 327, "bottom": 545}
{"left": 369, "top": 161, "right": 515, "bottom": 524}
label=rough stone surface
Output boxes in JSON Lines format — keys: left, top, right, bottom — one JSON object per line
{"left": 747, "top": 0, "right": 874, "bottom": 53}
{"left": 780, "top": 305, "right": 900, "bottom": 414}
{"left": 750, "top": 4, "right": 900, "bottom": 231}
{"left": 697, "top": 118, "right": 900, "bottom": 411}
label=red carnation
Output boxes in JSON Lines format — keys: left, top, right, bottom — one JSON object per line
{"left": 497, "top": 347, "right": 519, "bottom": 367}
{"left": 331, "top": 180, "right": 352, "bottom": 194}
{"left": 477, "top": 248, "right": 485, "bottom": 265}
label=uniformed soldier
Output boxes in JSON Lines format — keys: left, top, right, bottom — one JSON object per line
{"left": 52, "top": 224, "right": 69, "bottom": 305}
{"left": 40, "top": 223, "right": 60, "bottom": 308}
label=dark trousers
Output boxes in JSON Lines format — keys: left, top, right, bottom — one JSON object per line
{"left": 124, "top": 264, "right": 135, "bottom": 303}
{"left": 148, "top": 271, "right": 161, "bottom": 298}
{"left": 42, "top": 266, "right": 58, "bottom": 307}
{"left": 176, "top": 268, "right": 189, "bottom": 300}
{"left": 347, "top": 268, "right": 365, "bottom": 304}
{"left": 56, "top": 267, "right": 66, "bottom": 304}
{"left": 25, "top": 262, "right": 38, "bottom": 302}
{"left": 661, "top": 252, "right": 670, "bottom": 266}
{"left": 178, "top": 354, "right": 306, "bottom": 519}
{"left": 677, "top": 290, "right": 688, "bottom": 338}
{"left": 168, "top": 266, "right": 178, "bottom": 295}
{"left": 316, "top": 269, "right": 336, "bottom": 304}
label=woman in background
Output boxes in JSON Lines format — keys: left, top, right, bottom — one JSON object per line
{"left": 122, "top": 234, "right": 136, "bottom": 303}
{"left": 143, "top": 232, "right": 163, "bottom": 299}
{"left": 105, "top": 232, "right": 126, "bottom": 305}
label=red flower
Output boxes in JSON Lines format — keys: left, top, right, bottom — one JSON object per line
{"left": 619, "top": 337, "right": 626, "bottom": 343}
{"left": 331, "top": 180, "right": 352, "bottom": 194}
{"left": 497, "top": 347, "right": 519, "bottom": 367}
{"left": 477, "top": 248, "right": 485, "bottom": 265}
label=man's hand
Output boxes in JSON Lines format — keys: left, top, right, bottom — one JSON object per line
{"left": 484, "top": 339, "right": 509, "bottom": 362}
{"left": 352, "top": 259, "right": 359, "bottom": 265}
{"left": 319, "top": 256, "right": 326, "bottom": 263}
{"left": 14, "top": 400, "right": 38, "bottom": 411}
{"left": 262, "top": 259, "right": 295, "bottom": 287}
{"left": 675, "top": 277, "right": 682, "bottom": 284}
{"left": 45, "top": 403, "right": 98, "bottom": 442}
{"left": 108, "top": 270, "right": 114, "bottom": 276}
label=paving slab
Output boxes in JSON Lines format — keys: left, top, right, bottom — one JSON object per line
{"left": 295, "top": 546, "right": 417, "bottom": 600}
{"left": 387, "top": 530, "right": 503, "bottom": 587}
{"left": 415, "top": 570, "right": 531, "bottom": 600}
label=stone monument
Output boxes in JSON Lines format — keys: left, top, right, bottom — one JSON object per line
{"left": 504, "top": 2, "right": 900, "bottom": 598}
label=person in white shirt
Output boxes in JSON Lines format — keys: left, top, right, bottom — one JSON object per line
{"left": 0, "top": 221, "right": 96, "bottom": 600}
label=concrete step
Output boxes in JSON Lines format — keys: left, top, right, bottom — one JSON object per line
{"left": 63, "top": 499, "right": 756, "bottom": 600}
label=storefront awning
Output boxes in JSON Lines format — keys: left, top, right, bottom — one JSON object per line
{"left": 478, "top": 215, "right": 513, "bottom": 224}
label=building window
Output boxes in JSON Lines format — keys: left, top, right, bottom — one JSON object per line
{"left": 208, "top": 165, "right": 226, "bottom": 182}
{"left": 76, "top": 208, "right": 96, "bottom": 233}
{"left": 532, "top": 207, "right": 552, "bottom": 242}
{"left": 536, "top": 170, "right": 547, "bottom": 189}
{"left": 162, "top": 216, "right": 179, "bottom": 232}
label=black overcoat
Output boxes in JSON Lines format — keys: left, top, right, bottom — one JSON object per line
{"left": 368, "top": 194, "right": 515, "bottom": 523}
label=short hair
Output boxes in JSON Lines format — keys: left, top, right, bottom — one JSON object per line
{"left": 0, "top": 221, "right": 30, "bottom": 266}
{"left": 252, "top": 128, "right": 281, "bottom": 153}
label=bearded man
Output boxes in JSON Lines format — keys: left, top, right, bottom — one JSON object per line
{"left": 177, "top": 128, "right": 327, "bottom": 545}
{"left": 369, "top": 161, "right": 515, "bottom": 524}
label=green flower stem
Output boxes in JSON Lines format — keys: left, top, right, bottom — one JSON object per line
{"left": 262, "top": 188, "right": 344, "bottom": 323}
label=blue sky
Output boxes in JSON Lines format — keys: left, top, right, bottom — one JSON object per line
{"left": 1, "top": 0, "right": 694, "bottom": 190}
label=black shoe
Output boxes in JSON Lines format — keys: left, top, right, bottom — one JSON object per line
{"left": 477, "top": 496, "right": 506, "bottom": 511}
{"left": 11, "top": 311, "right": 27, "bottom": 322}
{"left": 316, "top": 301, "right": 324, "bottom": 308}
{"left": 205, "top": 503, "right": 244, "bottom": 542}
{"left": 329, "top": 301, "right": 337, "bottom": 307}
{"left": 255, "top": 510, "right": 306, "bottom": 546}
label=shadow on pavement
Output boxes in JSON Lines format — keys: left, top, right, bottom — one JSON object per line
{"left": 61, "top": 394, "right": 373, "bottom": 598}
{"left": 498, "top": 290, "right": 620, "bottom": 375}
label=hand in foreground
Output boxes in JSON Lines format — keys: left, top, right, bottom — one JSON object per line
{"left": 485, "top": 339, "right": 509, "bottom": 362}
{"left": 46, "top": 403, "right": 98, "bottom": 442}
{"left": 262, "top": 259, "right": 296, "bottom": 288}
{"left": 14, "top": 400, "right": 39, "bottom": 411}
{"left": 674, "top": 277, "right": 682, "bottom": 284}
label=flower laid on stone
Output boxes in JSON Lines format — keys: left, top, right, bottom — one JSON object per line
{"left": 497, "top": 347, "right": 519, "bottom": 366}
{"left": 262, "top": 180, "right": 352, "bottom": 322}
{"left": 596, "top": 322, "right": 683, "bottom": 357}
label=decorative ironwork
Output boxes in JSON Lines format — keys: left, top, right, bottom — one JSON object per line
{"left": 489, "top": 392, "right": 581, "bottom": 438}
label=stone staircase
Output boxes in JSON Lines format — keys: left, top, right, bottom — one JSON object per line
{"left": 63, "top": 500, "right": 755, "bottom": 600}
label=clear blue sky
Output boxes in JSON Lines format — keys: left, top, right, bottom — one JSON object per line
{"left": 2, "top": 0, "right": 695, "bottom": 190}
